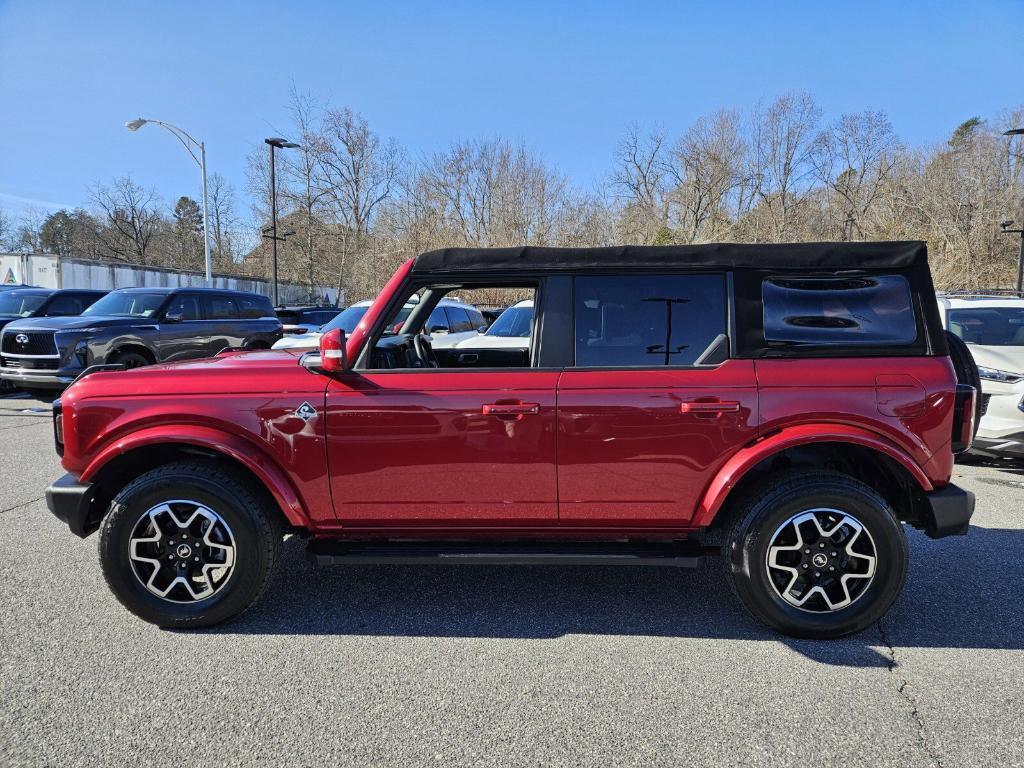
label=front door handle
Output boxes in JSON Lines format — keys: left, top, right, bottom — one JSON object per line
{"left": 679, "top": 400, "right": 740, "bottom": 414}
{"left": 482, "top": 402, "right": 540, "bottom": 419}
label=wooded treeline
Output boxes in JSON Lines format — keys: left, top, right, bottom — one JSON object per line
{"left": 3, "top": 91, "right": 1022, "bottom": 303}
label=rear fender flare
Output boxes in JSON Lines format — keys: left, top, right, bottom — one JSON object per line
{"left": 693, "top": 423, "right": 934, "bottom": 529}
{"left": 79, "top": 425, "right": 309, "bottom": 527}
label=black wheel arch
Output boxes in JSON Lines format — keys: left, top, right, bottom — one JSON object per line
{"left": 80, "top": 443, "right": 297, "bottom": 537}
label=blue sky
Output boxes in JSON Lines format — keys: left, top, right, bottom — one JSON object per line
{"left": 1, "top": 0, "right": 1022, "bottom": 219}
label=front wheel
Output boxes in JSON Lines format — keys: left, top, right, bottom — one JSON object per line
{"left": 98, "top": 461, "right": 282, "bottom": 628}
{"left": 111, "top": 350, "right": 152, "bottom": 370}
{"left": 724, "top": 470, "right": 909, "bottom": 639}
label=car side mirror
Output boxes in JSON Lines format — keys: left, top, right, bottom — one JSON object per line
{"left": 319, "top": 328, "right": 349, "bottom": 372}
{"left": 164, "top": 312, "right": 183, "bottom": 324}
{"left": 477, "top": 326, "right": 487, "bottom": 333}
{"left": 429, "top": 324, "right": 448, "bottom": 334}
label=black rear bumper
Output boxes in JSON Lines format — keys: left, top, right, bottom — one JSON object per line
{"left": 45, "top": 473, "right": 98, "bottom": 538}
{"left": 922, "top": 483, "right": 975, "bottom": 539}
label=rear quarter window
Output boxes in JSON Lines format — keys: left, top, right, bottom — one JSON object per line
{"left": 241, "top": 297, "right": 274, "bottom": 319}
{"left": 762, "top": 275, "right": 917, "bottom": 346}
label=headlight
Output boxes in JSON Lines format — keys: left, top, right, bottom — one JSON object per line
{"left": 977, "top": 366, "right": 1024, "bottom": 384}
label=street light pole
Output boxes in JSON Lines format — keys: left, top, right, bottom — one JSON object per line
{"left": 262, "top": 138, "right": 300, "bottom": 307}
{"left": 125, "top": 118, "right": 212, "bottom": 285}
{"left": 1004, "top": 129, "right": 1024, "bottom": 294}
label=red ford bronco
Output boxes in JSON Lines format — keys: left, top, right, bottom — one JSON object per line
{"left": 46, "top": 242, "right": 977, "bottom": 638}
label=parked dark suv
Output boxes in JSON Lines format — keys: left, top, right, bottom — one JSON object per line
{"left": 0, "top": 287, "right": 281, "bottom": 396}
{"left": 0, "top": 288, "right": 107, "bottom": 334}
{"left": 0, "top": 288, "right": 106, "bottom": 394}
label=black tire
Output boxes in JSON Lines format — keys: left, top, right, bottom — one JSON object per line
{"left": 724, "top": 470, "right": 909, "bottom": 639}
{"left": 98, "top": 461, "right": 282, "bottom": 628}
{"left": 111, "top": 350, "right": 152, "bottom": 370}
{"left": 945, "top": 330, "right": 982, "bottom": 439}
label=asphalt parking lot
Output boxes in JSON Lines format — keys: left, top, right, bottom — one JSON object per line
{"left": 0, "top": 392, "right": 1022, "bottom": 767}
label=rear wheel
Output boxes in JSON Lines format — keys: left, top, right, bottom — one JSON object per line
{"left": 98, "top": 461, "right": 282, "bottom": 628}
{"left": 725, "top": 470, "right": 908, "bottom": 638}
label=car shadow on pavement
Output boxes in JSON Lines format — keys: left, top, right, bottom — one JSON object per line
{"left": 207, "top": 523, "right": 1024, "bottom": 668}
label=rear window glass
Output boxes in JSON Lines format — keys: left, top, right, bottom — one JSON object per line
{"left": 203, "top": 296, "right": 238, "bottom": 320}
{"left": 762, "top": 275, "right": 916, "bottom": 346}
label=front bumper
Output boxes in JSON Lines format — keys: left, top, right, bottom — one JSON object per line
{"left": 45, "top": 473, "right": 98, "bottom": 538}
{"left": 0, "top": 366, "right": 80, "bottom": 389}
{"left": 922, "top": 483, "right": 975, "bottom": 539}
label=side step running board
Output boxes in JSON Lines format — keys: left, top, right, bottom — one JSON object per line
{"left": 307, "top": 540, "right": 705, "bottom": 568}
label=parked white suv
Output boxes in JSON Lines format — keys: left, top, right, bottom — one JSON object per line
{"left": 456, "top": 299, "right": 533, "bottom": 351}
{"left": 938, "top": 293, "right": 1024, "bottom": 456}
{"left": 272, "top": 297, "right": 484, "bottom": 350}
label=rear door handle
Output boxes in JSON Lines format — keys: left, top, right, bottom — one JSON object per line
{"left": 482, "top": 403, "right": 540, "bottom": 418}
{"left": 679, "top": 401, "right": 740, "bottom": 414}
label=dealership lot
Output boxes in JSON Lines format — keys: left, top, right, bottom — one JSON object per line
{"left": 0, "top": 393, "right": 1021, "bottom": 767}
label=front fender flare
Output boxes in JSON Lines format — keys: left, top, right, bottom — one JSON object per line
{"left": 79, "top": 425, "right": 309, "bottom": 528}
{"left": 692, "top": 423, "right": 934, "bottom": 529}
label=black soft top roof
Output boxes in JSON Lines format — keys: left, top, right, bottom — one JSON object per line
{"left": 412, "top": 241, "right": 928, "bottom": 274}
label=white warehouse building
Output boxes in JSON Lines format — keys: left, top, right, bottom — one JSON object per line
{"left": 0, "top": 252, "right": 338, "bottom": 306}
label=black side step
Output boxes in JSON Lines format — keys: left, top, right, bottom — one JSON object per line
{"left": 307, "top": 540, "right": 705, "bottom": 568}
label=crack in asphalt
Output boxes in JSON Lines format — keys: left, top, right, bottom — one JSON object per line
{"left": 877, "top": 619, "right": 945, "bottom": 768}
{"left": 0, "top": 497, "right": 44, "bottom": 515}
{"left": 0, "top": 419, "right": 51, "bottom": 431}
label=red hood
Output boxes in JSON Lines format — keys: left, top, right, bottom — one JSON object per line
{"left": 65, "top": 349, "right": 326, "bottom": 399}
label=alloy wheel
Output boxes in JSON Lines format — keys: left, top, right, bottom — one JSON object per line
{"left": 128, "top": 500, "right": 236, "bottom": 603}
{"left": 765, "top": 508, "right": 877, "bottom": 612}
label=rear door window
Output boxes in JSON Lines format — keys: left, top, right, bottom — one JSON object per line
{"left": 202, "top": 295, "right": 238, "bottom": 320}
{"left": 573, "top": 274, "right": 726, "bottom": 367}
{"left": 763, "top": 275, "right": 916, "bottom": 346}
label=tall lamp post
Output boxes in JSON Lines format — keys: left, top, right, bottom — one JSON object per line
{"left": 1004, "top": 128, "right": 1024, "bottom": 295}
{"left": 125, "top": 118, "right": 212, "bottom": 285}
{"left": 263, "top": 137, "right": 300, "bottom": 306}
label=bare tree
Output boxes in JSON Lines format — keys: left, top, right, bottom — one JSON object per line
{"left": 90, "top": 177, "right": 164, "bottom": 263}
{"left": 0, "top": 207, "right": 12, "bottom": 251}
{"left": 747, "top": 92, "right": 823, "bottom": 240}
{"left": 610, "top": 124, "right": 670, "bottom": 243}
{"left": 11, "top": 207, "right": 49, "bottom": 253}
{"left": 206, "top": 172, "right": 240, "bottom": 270}
{"left": 813, "top": 109, "right": 902, "bottom": 239}
{"left": 281, "top": 88, "right": 338, "bottom": 300}
{"left": 664, "top": 109, "right": 748, "bottom": 243}
{"left": 313, "top": 107, "right": 402, "bottom": 298}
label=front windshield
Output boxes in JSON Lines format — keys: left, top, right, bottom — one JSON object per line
{"left": 485, "top": 306, "right": 533, "bottom": 337}
{"left": 949, "top": 308, "right": 1024, "bottom": 346}
{"left": 0, "top": 293, "right": 48, "bottom": 317}
{"left": 82, "top": 292, "right": 166, "bottom": 318}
